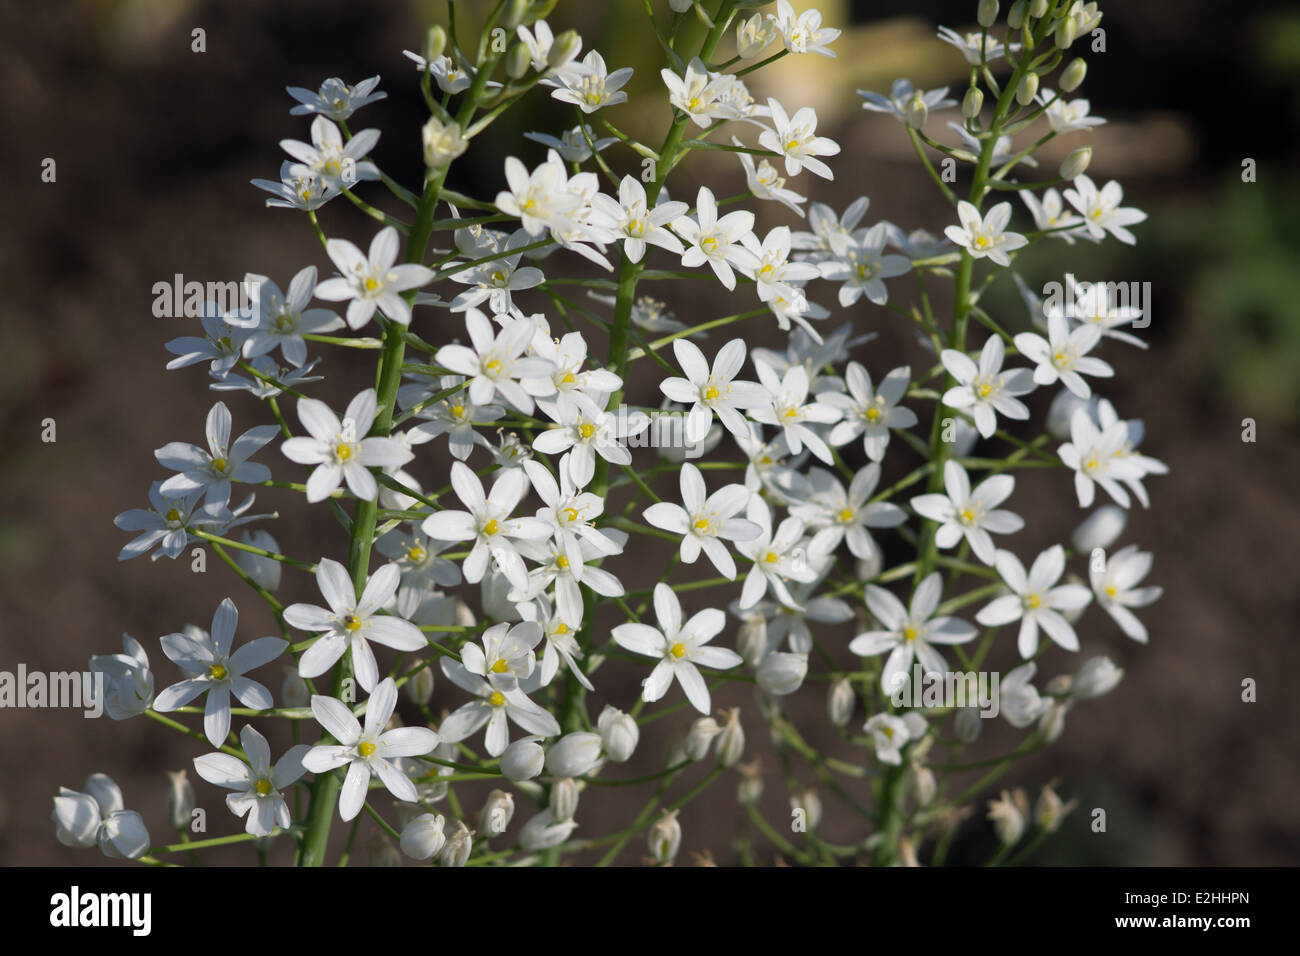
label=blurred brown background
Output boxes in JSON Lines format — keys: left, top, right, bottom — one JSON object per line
{"left": 2, "top": 0, "right": 1298, "bottom": 866}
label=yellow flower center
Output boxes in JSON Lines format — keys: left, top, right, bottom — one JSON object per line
{"left": 556, "top": 554, "right": 570, "bottom": 569}
{"left": 669, "top": 642, "right": 687, "bottom": 659}
{"left": 483, "top": 519, "right": 500, "bottom": 536}
{"left": 254, "top": 778, "right": 273, "bottom": 796}
{"left": 579, "top": 422, "right": 596, "bottom": 439}
{"left": 1104, "top": 584, "right": 1117, "bottom": 598}
{"left": 838, "top": 507, "right": 855, "bottom": 524}
{"left": 555, "top": 622, "right": 569, "bottom": 635}
{"left": 358, "top": 741, "right": 376, "bottom": 757}
{"left": 693, "top": 517, "right": 712, "bottom": 532}
{"left": 563, "top": 507, "right": 580, "bottom": 523}
{"left": 364, "top": 277, "right": 379, "bottom": 292}
{"left": 335, "top": 443, "right": 353, "bottom": 461}
{"left": 560, "top": 371, "right": 576, "bottom": 385}
{"left": 1025, "top": 594, "right": 1042, "bottom": 610}
{"left": 978, "top": 383, "right": 993, "bottom": 398}
{"left": 344, "top": 614, "right": 363, "bottom": 632}
{"left": 704, "top": 385, "right": 720, "bottom": 401}
{"left": 701, "top": 236, "right": 718, "bottom": 253}
{"left": 960, "top": 508, "right": 976, "bottom": 524}
{"left": 211, "top": 457, "right": 228, "bottom": 472}
{"left": 165, "top": 508, "right": 181, "bottom": 522}
{"left": 490, "top": 659, "right": 509, "bottom": 674}
{"left": 489, "top": 691, "right": 506, "bottom": 707}
{"left": 491, "top": 270, "right": 506, "bottom": 284}
{"left": 865, "top": 406, "right": 881, "bottom": 422}
{"left": 764, "top": 551, "right": 780, "bottom": 564}
{"left": 450, "top": 403, "right": 466, "bottom": 419}
{"left": 881, "top": 725, "right": 895, "bottom": 740}
{"left": 902, "top": 627, "right": 919, "bottom": 643}
{"left": 407, "top": 546, "right": 426, "bottom": 562}
{"left": 485, "top": 359, "right": 503, "bottom": 374}
{"left": 208, "top": 663, "right": 227, "bottom": 680}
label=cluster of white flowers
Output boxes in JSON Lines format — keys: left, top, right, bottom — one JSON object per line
{"left": 67, "top": 0, "right": 1160, "bottom": 867}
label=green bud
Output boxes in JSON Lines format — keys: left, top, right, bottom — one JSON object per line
{"left": 424, "top": 24, "right": 447, "bottom": 63}
{"left": 1008, "top": 0, "right": 1027, "bottom": 29}
{"left": 1029, "top": 0, "right": 1048, "bottom": 17}
{"left": 1059, "top": 146, "right": 1091, "bottom": 180}
{"left": 962, "top": 87, "right": 984, "bottom": 119}
{"left": 905, "top": 92, "right": 928, "bottom": 130}
{"left": 502, "top": 0, "right": 529, "bottom": 30}
{"left": 977, "top": 0, "right": 999, "bottom": 28}
{"left": 1060, "top": 57, "right": 1087, "bottom": 92}
{"left": 1055, "top": 17, "right": 1077, "bottom": 49}
{"left": 1016, "top": 72, "right": 1039, "bottom": 106}
{"left": 505, "top": 41, "right": 531, "bottom": 79}
{"left": 547, "top": 28, "right": 581, "bottom": 70}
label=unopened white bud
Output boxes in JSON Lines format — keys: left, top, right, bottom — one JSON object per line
{"left": 1071, "top": 504, "right": 1127, "bottom": 553}
{"left": 519, "top": 808, "right": 578, "bottom": 850}
{"left": 1073, "top": 656, "right": 1123, "bottom": 699}
{"left": 1060, "top": 145, "right": 1091, "bottom": 180}
{"left": 506, "top": 42, "right": 532, "bottom": 79}
{"left": 683, "top": 716, "right": 721, "bottom": 761}
{"left": 737, "top": 761, "right": 763, "bottom": 805}
{"left": 978, "top": 0, "right": 1000, "bottom": 28}
{"left": 400, "top": 812, "right": 447, "bottom": 860}
{"left": 597, "top": 706, "right": 639, "bottom": 762}
{"left": 736, "top": 12, "right": 777, "bottom": 59}
{"left": 1060, "top": 57, "right": 1087, "bottom": 92}
{"left": 422, "top": 116, "right": 469, "bottom": 169}
{"left": 478, "top": 789, "right": 515, "bottom": 836}
{"left": 500, "top": 736, "right": 545, "bottom": 782}
{"left": 1035, "top": 782, "right": 1077, "bottom": 832}
{"left": 404, "top": 666, "right": 434, "bottom": 707}
{"left": 549, "top": 777, "right": 580, "bottom": 821}
{"left": 546, "top": 731, "right": 603, "bottom": 778}
{"left": 425, "top": 25, "right": 447, "bottom": 63}
{"left": 962, "top": 87, "right": 984, "bottom": 119}
{"left": 790, "top": 787, "right": 822, "bottom": 830}
{"left": 736, "top": 615, "right": 767, "bottom": 668}
{"left": 440, "top": 821, "right": 473, "bottom": 867}
{"left": 827, "top": 677, "right": 855, "bottom": 728}
{"left": 648, "top": 809, "right": 682, "bottom": 864}
{"left": 164, "top": 770, "right": 194, "bottom": 831}
{"left": 1029, "top": 0, "right": 1048, "bottom": 17}
{"left": 909, "top": 762, "right": 937, "bottom": 806}
{"left": 715, "top": 708, "right": 745, "bottom": 767}
{"left": 1008, "top": 1, "right": 1027, "bottom": 29}
{"left": 757, "top": 651, "right": 807, "bottom": 696}
{"left": 502, "top": 0, "right": 529, "bottom": 30}
{"left": 987, "top": 789, "right": 1028, "bottom": 844}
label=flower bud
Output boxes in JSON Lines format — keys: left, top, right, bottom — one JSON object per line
{"left": 790, "top": 787, "right": 822, "bottom": 830}
{"left": 546, "top": 731, "right": 603, "bottom": 778}
{"left": 1060, "top": 57, "right": 1087, "bottom": 92}
{"left": 827, "top": 677, "right": 855, "bottom": 728}
{"left": 506, "top": 42, "right": 532, "bottom": 79}
{"left": 399, "top": 812, "right": 447, "bottom": 860}
{"left": 280, "top": 666, "right": 309, "bottom": 708}
{"left": 1055, "top": 17, "right": 1077, "bottom": 49}
{"left": 236, "top": 530, "right": 281, "bottom": 592}
{"left": 715, "top": 708, "right": 745, "bottom": 767}
{"left": 962, "top": 87, "right": 984, "bottom": 120}
{"left": 1073, "top": 656, "right": 1123, "bottom": 699}
{"left": 478, "top": 789, "right": 515, "bottom": 837}
{"left": 1035, "top": 782, "right": 1076, "bottom": 832}
{"left": 1071, "top": 504, "right": 1127, "bottom": 553}
{"left": 736, "top": 615, "right": 768, "bottom": 668}
{"left": 1059, "top": 146, "right": 1091, "bottom": 181}
{"left": 648, "top": 809, "right": 681, "bottom": 864}
{"left": 422, "top": 116, "right": 468, "bottom": 169}
{"left": 855, "top": 547, "right": 883, "bottom": 581}
{"left": 547, "top": 29, "right": 582, "bottom": 71}
{"left": 1016, "top": 72, "right": 1039, "bottom": 106}
{"left": 736, "top": 759, "right": 763, "bottom": 805}
{"left": 502, "top": 0, "right": 529, "bottom": 30}
{"left": 404, "top": 666, "right": 434, "bottom": 707}
{"left": 440, "top": 821, "right": 473, "bottom": 867}
{"left": 977, "top": 0, "right": 999, "bottom": 28}
{"left": 454, "top": 599, "right": 477, "bottom": 628}
{"left": 1039, "top": 699, "right": 1068, "bottom": 741}
{"left": 1029, "top": 0, "right": 1048, "bottom": 16}
{"left": 1008, "top": 1, "right": 1027, "bottom": 29}
{"left": 909, "top": 762, "right": 937, "bottom": 806}
{"left": 987, "top": 789, "right": 1027, "bottom": 844}
{"left": 757, "top": 651, "right": 807, "bottom": 696}
{"left": 954, "top": 706, "right": 983, "bottom": 742}
{"left": 368, "top": 836, "right": 401, "bottom": 866}
{"left": 549, "top": 777, "right": 580, "bottom": 821}
{"left": 164, "top": 770, "right": 194, "bottom": 831}
{"left": 905, "top": 92, "right": 928, "bottom": 130}
{"left": 519, "top": 809, "right": 578, "bottom": 850}
{"left": 500, "top": 736, "right": 545, "bottom": 782}
{"left": 683, "top": 716, "right": 721, "bottom": 761}
{"left": 736, "top": 13, "right": 777, "bottom": 58}
{"left": 597, "top": 705, "right": 639, "bottom": 762}
{"left": 424, "top": 25, "right": 447, "bottom": 63}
